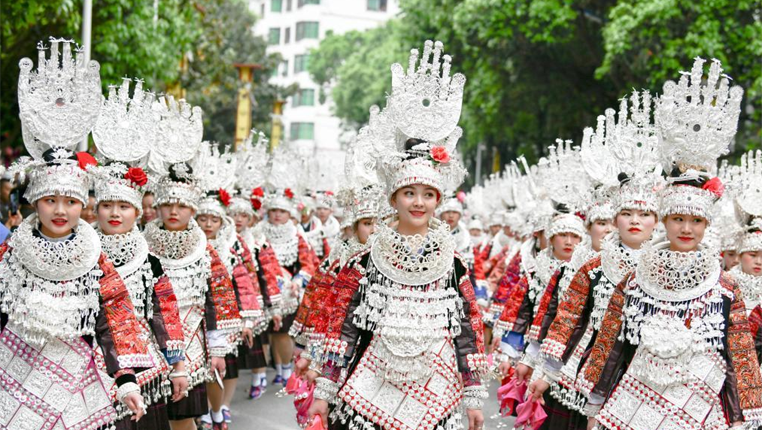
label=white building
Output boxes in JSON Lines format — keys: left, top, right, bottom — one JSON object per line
{"left": 249, "top": 0, "right": 399, "bottom": 190}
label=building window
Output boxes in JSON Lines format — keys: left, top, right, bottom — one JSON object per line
{"left": 294, "top": 54, "right": 310, "bottom": 73}
{"left": 290, "top": 122, "right": 315, "bottom": 140}
{"left": 284, "top": 27, "right": 291, "bottom": 44}
{"left": 268, "top": 28, "right": 280, "bottom": 45}
{"left": 296, "top": 22, "right": 319, "bottom": 41}
{"left": 293, "top": 89, "right": 315, "bottom": 107}
{"left": 281, "top": 60, "right": 289, "bottom": 77}
{"left": 271, "top": 0, "right": 283, "bottom": 12}
{"left": 287, "top": 0, "right": 292, "bottom": 10}
{"left": 367, "top": 0, "right": 387, "bottom": 11}
{"left": 260, "top": 4, "right": 265, "bottom": 16}
{"left": 298, "top": 0, "right": 320, "bottom": 7}
{"left": 270, "top": 67, "right": 278, "bottom": 78}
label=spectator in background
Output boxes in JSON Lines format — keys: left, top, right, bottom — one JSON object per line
{"left": 80, "top": 191, "right": 97, "bottom": 224}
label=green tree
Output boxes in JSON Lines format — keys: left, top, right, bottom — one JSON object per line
{"left": 179, "top": 0, "right": 290, "bottom": 144}
{"left": 309, "top": 22, "right": 408, "bottom": 131}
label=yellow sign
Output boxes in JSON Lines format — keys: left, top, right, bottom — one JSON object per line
{"left": 270, "top": 100, "right": 284, "bottom": 150}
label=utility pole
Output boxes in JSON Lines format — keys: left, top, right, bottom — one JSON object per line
{"left": 79, "top": 0, "right": 93, "bottom": 152}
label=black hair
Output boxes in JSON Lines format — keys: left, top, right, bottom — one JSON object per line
{"left": 168, "top": 163, "right": 193, "bottom": 183}
{"left": 403, "top": 138, "right": 427, "bottom": 160}
{"left": 667, "top": 165, "right": 707, "bottom": 188}
{"left": 41, "top": 147, "right": 76, "bottom": 164}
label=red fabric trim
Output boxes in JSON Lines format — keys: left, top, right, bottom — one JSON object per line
{"left": 496, "top": 275, "right": 529, "bottom": 328}
{"left": 258, "top": 244, "right": 283, "bottom": 302}
{"left": 153, "top": 275, "right": 184, "bottom": 345}
{"left": 207, "top": 245, "right": 242, "bottom": 326}
{"left": 297, "top": 235, "right": 317, "bottom": 278}
{"left": 528, "top": 268, "right": 562, "bottom": 342}
{"left": 494, "top": 253, "right": 522, "bottom": 303}
{"left": 542, "top": 257, "right": 600, "bottom": 358}
{"left": 232, "top": 238, "right": 261, "bottom": 313}
{"left": 457, "top": 262, "right": 486, "bottom": 352}
{"left": 97, "top": 253, "right": 149, "bottom": 364}
{"left": 725, "top": 275, "right": 762, "bottom": 413}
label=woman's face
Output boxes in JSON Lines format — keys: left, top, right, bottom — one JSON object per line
{"left": 740, "top": 250, "right": 762, "bottom": 276}
{"left": 158, "top": 203, "right": 195, "bottom": 232}
{"left": 35, "top": 195, "right": 83, "bottom": 238}
{"left": 440, "top": 210, "right": 461, "bottom": 231}
{"left": 723, "top": 250, "right": 740, "bottom": 270}
{"left": 141, "top": 193, "right": 157, "bottom": 224}
{"left": 233, "top": 212, "right": 252, "bottom": 233}
{"left": 354, "top": 218, "right": 376, "bottom": 244}
{"left": 268, "top": 208, "right": 290, "bottom": 225}
{"left": 588, "top": 219, "right": 615, "bottom": 252}
{"left": 664, "top": 213, "right": 707, "bottom": 252}
{"left": 97, "top": 200, "right": 139, "bottom": 235}
{"left": 197, "top": 214, "right": 223, "bottom": 240}
{"left": 616, "top": 209, "right": 658, "bottom": 249}
{"left": 80, "top": 195, "right": 97, "bottom": 224}
{"left": 550, "top": 232, "right": 582, "bottom": 261}
{"left": 391, "top": 185, "right": 439, "bottom": 235}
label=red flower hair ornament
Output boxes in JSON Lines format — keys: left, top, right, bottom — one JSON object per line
{"left": 218, "top": 189, "right": 231, "bottom": 206}
{"left": 284, "top": 188, "right": 295, "bottom": 199}
{"left": 76, "top": 152, "right": 98, "bottom": 170}
{"left": 702, "top": 177, "right": 724, "bottom": 199}
{"left": 252, "top": 187, "right": 265, "bottom": 197}
{"left": 430, "top": 146, "right": 450, "bottom": 165}
{"left": 124, "top": 167, "right": 148, "bottom": 187}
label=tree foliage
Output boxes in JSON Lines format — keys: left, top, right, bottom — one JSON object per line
{"left": 308, "top": 0, "right": 762, "bottom": 184}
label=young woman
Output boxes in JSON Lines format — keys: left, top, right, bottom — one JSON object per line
{"left": 0, "top": 149, "right": 151, "bottom": 429}
{"left": 292, "top": 185, "right": 380, "bottom": 381}
{"left": 94, "top": 164, "right": 189, "bottom": 430}
{"left": 525, "top": 177, "right": 659, "bottom": 429}
{"left": 255, "top": 188, "right": 317, "bottom": 387}
{"left": 728, "top": 221, "right": 762, "bottom": 364}
{"left": 196, "top": 190, "right": 268, "bottom": 427}
{"left": 143, "top": 164, "right": 242, "bottom": 430}
{"left": 581, "top": 169, "right": 762, "bottom": 429}
{"left": 309, "top": 139, "right": 488, "bottom": 430}
{"left": 1, "top": 41, "right": 149, "bottom": 429}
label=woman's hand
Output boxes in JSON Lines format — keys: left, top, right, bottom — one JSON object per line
{"left": 211, "top": 356, "right": 226, "bottom": 379}
{"left": 242, "top": 327, "right": 254, "bottom": 347}
{"left": 123, "top": 392, "right": 146, "bottom": 421}
{"left": 170, "top": 361, "right": 189, "bottom": 402}
{"left": 514, "top": 363, "right": 533, "bottom": 384}
{"left": 272, "top": 314, "right": 283, "bottom": 331}
{"left": 527, "top": 378, "right": 549, "bottom": 403}
{"left": 308, "top": 399, "right": 329, "bottom": 426}
{"left": 466, "top": 408, "right": 484, "bottom": 430}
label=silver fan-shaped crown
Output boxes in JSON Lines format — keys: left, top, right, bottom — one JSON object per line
{"left": 193, "top": 142, "right": 237, "bottom": 193}
{"left": 235, "top": 128, "right": 269, "bottom": 190}
{"left": 18, "top": 37, "right": 103, "bottom": 159}
{"left": 655, "top": 57, "right": 743, "bottom": 172}
{"left": 93, "top": 78, "right": 158, "bottom": 162}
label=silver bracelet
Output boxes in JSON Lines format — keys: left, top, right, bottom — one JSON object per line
{"left": 117, "top": 382, "right": 141, "bottom": 403}
{"left": 313, "top": 377, "right": 338, "bottom": 402}
{"left": 169, "top": 370, "right": 188, "bottom": 380}
{"left": 463, "top": 385, "right": 488, "bottom": 410}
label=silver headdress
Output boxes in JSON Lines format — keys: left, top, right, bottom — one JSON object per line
{"left": 15, "top": 38, "right": 103, "bottom": 205}
{"left": 263, "top": 144, "right": 300, "bottom": 213}
{"left": 656, "top": 58, "right": 741, "bottom": 222}
{"left": 533, "top": 142, "right": 587, "bottom": 238}
{"left": 229, "top": 129, "right": 269, "bottom": 217}
{"left": 581, "top": 90, "right": 663, "bottom": 214}
{"left": 375, "top": 41, "right": 467, "bottom": 200}
{"left": 91, "top": 78, "right": 156, "bottom": 215}
{"left": 729, "top": 151, "right": 762, "bottom": 253}
{"left": 195, "top": 142, "right": 237, "bottom": 218}
{"left": 340, "top": 115, "right": 383, "bottom": 224}
{"left": 147, "top": 95, "right": 205, "bottom": 210}
{"left": 437, "top": 194, "right": 464, "bottom": 216}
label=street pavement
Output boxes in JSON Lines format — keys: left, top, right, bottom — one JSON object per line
{"left": 228, "top": 369, "right": 514, "bottom": 429}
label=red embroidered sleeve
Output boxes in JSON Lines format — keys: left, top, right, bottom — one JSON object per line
{"left": 258, "top": 244, "right": 283, "bottom": 309}
{"left": 540, "top": 257, "right": 600, "bottom": 361}
{"left": 492, "top": 274, "right": 529, "bottom": 336}
{"left": 308, "top": 261, "right": 340, "bottom": 338}
{"left": 297, "top": 235, "right": 318, "bottom": 280}
{"left": 486, "top": 246, "right": 509, "bottom": 288}
{"left": 493, "top": 253, "right": 522, "bottom": 304}
{"left": 292, "top": 266, "right": 326, "bottom": 342}
{"left": 581, "top": 271, "right": 628, "bottom": 395}
{"left": 98, "top": 254, "right": 152, "bottom": 369}
{"left": 232, "top": 238, "right": 263, "bottom": 320}
{"left": 472, "top": 246, "right": 486, "bottom": 281}
{"left": 318, "top": 255, "right": 364, "bottom": 373}
{"left": 749, "top": 305, "right": 762, "bottom": 339}
{"left": 527, "top": 268, "right": 562, "bottom": 342}
{"left": 153, "top": 275, "right": 185, "bottom": 355}
{"left": 454, "top": 259, "right": 488, "bottom": 383}
{"left": 207, "top": 245, "right": 243, "bottom": 332}
{"left": 724, "top": 277, "right": 762, "bottom": 420}
{"left": 0, "top": 243, "right": 9, "bottom": 261}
